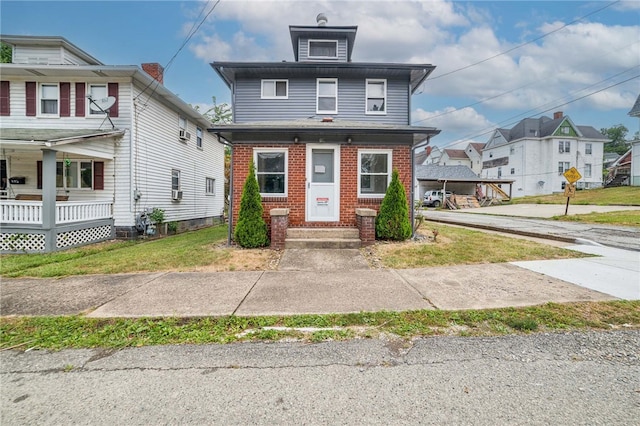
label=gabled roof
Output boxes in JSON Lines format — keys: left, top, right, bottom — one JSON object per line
{"left": 468, "top": 143, "right": 485, "bottom": 153}
{"left": 443, "top": 149, "right": 469, "bottom": 160}
{"left": 628, "top": 94, "right": 640, "bottom": 117}
{"left": 487, "top": 114, "right": 607, "bottom": 145}
{"left": 0, "top": 34, "right": 103, "bottom": 65}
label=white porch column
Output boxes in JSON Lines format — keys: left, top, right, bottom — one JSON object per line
{"left": 41, "top": 149, "right": 57, "bottom": 251}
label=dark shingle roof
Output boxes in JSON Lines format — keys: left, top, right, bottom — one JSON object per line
{"left": 628, "top": 94, "right": 640, "bottom": 117}
{"left": 415, "top": 164, "right": 478, "bottom": 180}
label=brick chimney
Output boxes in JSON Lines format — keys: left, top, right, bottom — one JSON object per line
{"left": 141, "top": 63, "right": 164, "bottom": 85}
{"left": 553, "top": 111, "right": 563, "bottom": 120}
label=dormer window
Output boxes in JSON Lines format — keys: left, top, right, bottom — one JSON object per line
{"left": 309, "top": 40, "right": 338, "bottom": 59}
{"left": 366, "top": 79, "right": 386, "bottom": 114}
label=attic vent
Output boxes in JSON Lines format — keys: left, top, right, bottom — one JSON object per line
{"left": 316, "top": 13, "right": 328, "bottom": 26}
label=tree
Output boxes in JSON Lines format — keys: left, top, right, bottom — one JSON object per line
{"left": 375, "top": 169, "right": 412, "bottom": 241}
{"left": 234, "top": 161, "right": 269, "bottom": 248}
{"left": 601, "top": 124, "right": 630, "bottom": 155}
{"left": 1, "top": 43, "right": 12, "bottom": 63}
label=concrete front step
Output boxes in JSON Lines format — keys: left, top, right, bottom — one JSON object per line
{"left": 285, "top": 228, "right": 361, "bottom": 249}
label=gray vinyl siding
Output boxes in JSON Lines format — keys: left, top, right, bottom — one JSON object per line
{"left": 298, "top": 38, "right": 348, "bottom": 62}
{"left": 234, "top": 76, "right": 409, "bottom": 124}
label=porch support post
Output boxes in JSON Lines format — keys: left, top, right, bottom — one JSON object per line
{"left": 41, "top": 149, "right": 57, "bottom": 251}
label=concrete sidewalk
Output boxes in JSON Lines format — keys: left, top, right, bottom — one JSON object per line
{"left": 1, "top": 248, "right": 628, "bottom": 318}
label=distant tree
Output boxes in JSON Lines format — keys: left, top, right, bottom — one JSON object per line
{"left": 601, "top": 124, "right": 630, "bottom": 155}
{"left": 375, "top": 169, "right": 412, "bottom": 241}
{"left": 1, "top": 43, "right": 12, "bottom": 63}
{"left": 234, "top": 161, "right": 269, "bottom": 248}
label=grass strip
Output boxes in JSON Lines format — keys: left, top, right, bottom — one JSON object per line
{"left": 1, "top": 301, "right": 638, "bottom": 350}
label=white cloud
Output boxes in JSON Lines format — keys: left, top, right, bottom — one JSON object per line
{"left": 413, "top": 106, "right": 495, "bottom": 147}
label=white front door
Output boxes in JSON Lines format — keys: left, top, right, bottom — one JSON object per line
{"left": 306, "top": 144, "right": 340, "bottom": 222}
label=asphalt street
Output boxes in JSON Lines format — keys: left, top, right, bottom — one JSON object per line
{"left": 2, "top": 330, "right": 638, "bottom": 425}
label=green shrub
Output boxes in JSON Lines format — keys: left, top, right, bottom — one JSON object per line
{"left": 234, "top": 161, "right": 269, "bottom": 248}
{"left": 375, "top": 169, "right": 412, "bottom": 240}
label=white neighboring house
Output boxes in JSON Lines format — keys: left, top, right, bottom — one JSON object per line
{"left": 464, "top": 143, "right": 485, "bottom": 175}
{"left": 481, "top": 111, "right": 608, "bottom": 197}
{"left": 0, "top": 35, "right": 225, "bottom": 253}
{"left": 629, "top": 94, "right": 640, "bottom": 186}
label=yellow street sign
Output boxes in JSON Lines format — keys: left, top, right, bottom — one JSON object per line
{"left": 563, "top": 167, "right": 582, "bottom": 183}
{"left": 563, "top": 184, "right": 576, "bottom": 198}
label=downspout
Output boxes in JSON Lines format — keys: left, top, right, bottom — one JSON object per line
{"left": 411, "top": 136, "right": 431, "bottom": 238}
{"left": 216, "top": 134, "right": 233, "bottom": 246}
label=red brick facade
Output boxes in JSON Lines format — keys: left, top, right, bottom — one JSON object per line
{"left": 231, "top": 143, "right": 412, "bottom": 236}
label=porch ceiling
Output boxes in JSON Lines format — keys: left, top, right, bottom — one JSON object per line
{"left": 1, "top": 128, "right": 124, "bottom": 158}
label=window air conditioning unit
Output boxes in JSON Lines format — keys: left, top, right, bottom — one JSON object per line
{"left": 179, "top": 130, "right": 191, "bottom": 141}
{"left": 172, "top": 190, "right": 183, "bottom": 200}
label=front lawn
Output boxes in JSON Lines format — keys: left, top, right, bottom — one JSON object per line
{"left": 512, "top": 186, "right": 640, "bottom": 206}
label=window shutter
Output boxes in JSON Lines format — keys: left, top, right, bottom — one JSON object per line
{"left": 108, "top": 83, "right": 119, "bottom": 117}
{"left": 26, "top": 82, "right": 36, "bottom": 116}
{"left": 0, "top": 81, "right": 9, "bottom": 116}
{"left": 75, "top": 82, "right": 85, "bottom": 117}
{"left": 37, "top": 161, "right": 43, "bottom": 189}
{"left": 60, "top": 82, "right": 71, "bottom": 117}
{"left": 93, "top": 161, "right": 104, "bottom": 190}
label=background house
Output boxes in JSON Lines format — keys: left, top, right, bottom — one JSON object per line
{"left": 0, "top": 35, "right": 225, "bottom": 253}
{"left": 209, "top": 14, "right": 439, "bottom": 248}
{"left": 481, "top": 111, "right": 608, "bottom": 197}
{"left": 628, "top": 94, "right": 640, "bottom": 186}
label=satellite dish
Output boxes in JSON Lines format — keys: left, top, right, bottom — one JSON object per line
{"left": 89, "top": 96, "right": 116, "bottom": 112}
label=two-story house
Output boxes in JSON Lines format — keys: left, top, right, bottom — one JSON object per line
{"left": 209, "top": 15, "right": 439, "bottom": 247}
{"left": 481, "top": 112, "right": 608, "bottom": 197}
{"left": 0, "top": 35, "right": 225, "bottom": 253}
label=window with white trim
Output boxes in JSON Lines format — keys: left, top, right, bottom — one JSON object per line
{"left": 172, "top": 169, "right": 181, "bottom": 191}
{"left": 585, "top": 143, "right": 592, "bottom": 155}
{"left": 40, "top": 83, "right": 59, "bottom": 115}
{"left": 179, "top": 116, "right": 186, "bottom": 131}
{"left": 88, "top": 84, "right": 107, "bottom": 115}
{"left": 317, "top": 78, "right": 337, "bottom": 114}
{"left": 558, "top": 161, "right": 570, "bottom": 174}
{"left": 584, "top": 163, "right": 592, "bottom": 178}
{"left": 358, "top": 150, "right": 392, "bottom": 197}
{"left": 206, "top": 177, "right": 215, "bottom": 194}
{"left": 559, "top": 141, "right": 570, "bottom": 153}
{"left": 196, "top": 127, "right": 203, "bottom": 149}
{"left": 366, "top": 79, "right": 386, "bottom": 114}
{"left": 308, "top": 40, "right": 338, "bottom": 59}
{"left": 261, "top": 80, "right": 288, "bottom": 99}
{"left": 254, "top": 149, "right": 287, "bottom": 196}
{"left": 56, "top": 160, "right": 93, "bottom": 189}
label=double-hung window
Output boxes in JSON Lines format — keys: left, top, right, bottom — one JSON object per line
{"left": 261, "top": 80, "right": 288, "bottom": 99}
{"left": 40, "top": 83, "right": 59, "bottom": 115}
{"left": 366, "top": 79, "right": 386, "bottom": 114}
{"left": 558, "top": 161, "right": 570, "bottom": 174}
{"left": 172, "top": 169, "right": 181, "bottom": 191}
{"left": 585, "top": 143, "right": 592, "bottom": 155}
{"left": 317, "top": 78, "right": 337, "bottom": 114}
{"left": 308, "top": 40, "right": 338, "bottom": 59}
{"left": 206, "top": 177, "right": 215, "bottom": 195}
{"left": 559, "top": 141, "right": 570, "bottom": 153}
{"left": 88, "top": 84, "right": 108, "bottom": 115}
{"left": 358, "top": 150, "right": 392, "bottom": 197}
{"left": 584, "top": 164, "right": 592, "bottom": 178}
{"left": 196, "top": 127, "right": 203, "bottom": 149}
{"left": 254, "top": 149, "right": 287, "bottom": 196}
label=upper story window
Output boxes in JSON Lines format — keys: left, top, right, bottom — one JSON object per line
{"left": 584, "top": 163, "right": 592, "bottom": 178}
{"left": 88, "top": 84, "right": 107, "bottom": 115}
{"left": 261, "top": 80, "right": 288, "bottom": 99}
{"left": 560, "top": 126, "right": 570, "bottom": 134}
{"left": 172, "top": 169, "right": 181, "bottom": 191}
{"left": 585, "top": 143, "right": 592, "bottom": 155}
{"left": 196, "top": 127, "right": 203, "bottom": 149}
{"left": 559, "top": 140, "right": 570, "bottom": 154}
{"left": 179, "top": 116, "right": 187, "bottom": 131}
{"left": 308, "top": 40, "right": 338, "bottom": 59}
{"left": 40, "top": 83, "right": 59, "bottom": 115}
{"left": 366, "top": 79, "right": 386, "bottom": 114}
{"left": 254, "top": 148, "right": 287, "bottom": 196}
{"left": 317, "top": 78, "right": 337, "bottom": 114}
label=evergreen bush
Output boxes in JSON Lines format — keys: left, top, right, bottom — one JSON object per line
{"left": 234, "top": 161, "right": 269, "bottom": 248}
{"left": 375, "top": 169, "right": 412, "bottom": 240}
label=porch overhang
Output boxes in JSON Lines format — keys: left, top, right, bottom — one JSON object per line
{"left": 1, "top": 128, "right": 124, "bottom": 159}
{"left": 209, "top": 120, "right": 440, "bottom": 146}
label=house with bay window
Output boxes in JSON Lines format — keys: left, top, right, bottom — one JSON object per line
{"left": 209, "top": 15, "right": 439, "bottom": 248}
{"left": 0, "top": 35, "right": 225, "bottom": 253}
{"left": 481, "top": 112, "right": 608, "bottom": 197}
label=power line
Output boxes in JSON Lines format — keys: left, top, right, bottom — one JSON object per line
{"left": 428, "top": 0, "right": 620, "bottom": 81}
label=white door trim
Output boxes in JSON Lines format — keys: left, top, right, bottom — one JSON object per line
{"left": 306, "top": 144, "right": 340, "bottom": 222}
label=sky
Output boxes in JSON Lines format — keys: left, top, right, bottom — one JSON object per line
{"left": 1, "top": 0, "right": 639, "bottom": 149}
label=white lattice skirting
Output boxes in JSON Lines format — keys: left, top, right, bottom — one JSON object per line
{"left": 56, "top": 225, "right": 113, "bottom": 249}
{"left": 0, "top": 233, "right": 46, "bottom": 252}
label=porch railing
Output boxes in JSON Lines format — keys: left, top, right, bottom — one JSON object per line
{"left": 1, "top": 200, "right": 112, "bottom": 225}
